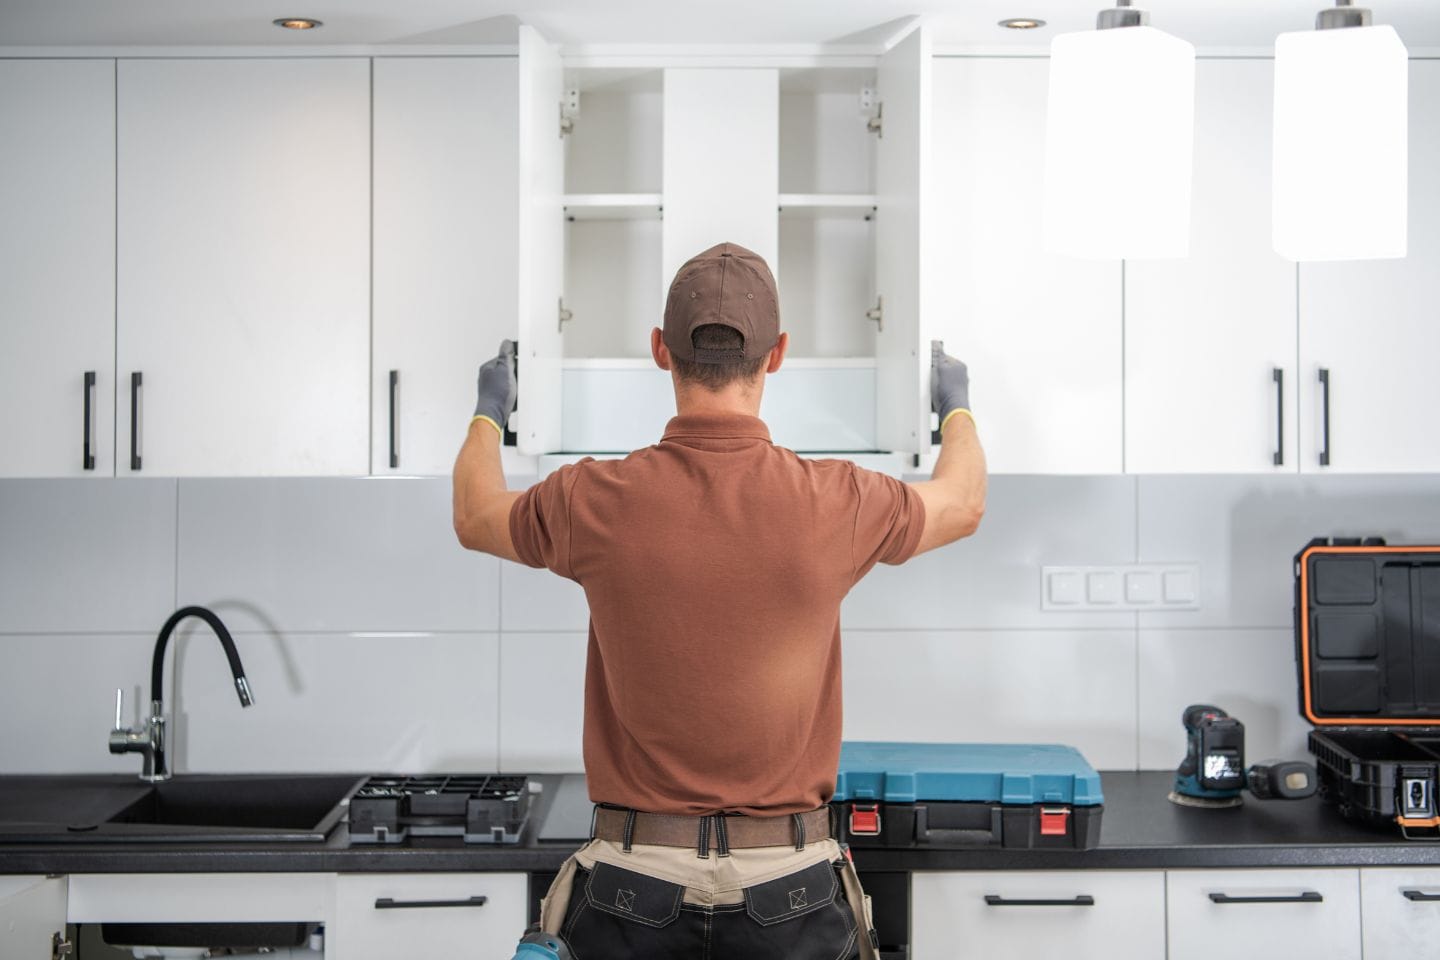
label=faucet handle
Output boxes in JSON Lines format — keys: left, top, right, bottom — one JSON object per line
{"left": 113, "top": 688, "right": 125, "bottom": 730}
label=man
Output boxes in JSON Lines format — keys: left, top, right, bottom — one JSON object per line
{"left": 454, "top": 242, "right": 985, "bottom": 960}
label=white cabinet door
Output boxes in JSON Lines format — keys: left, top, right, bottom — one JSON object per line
{"left": 0, "top": 876, "right": 67, "bottom": 960}
{"left": 1166, "top": 869, "right": 1361, "bottom": 960}
{"left": 67, "top": 872, "right": 332, "bottom": 923}
{"left": 1361, "top": 868, "right": 1440, "bottom": 959}
{"left": 874, "top": 24, "right": 932, "bottom": 460}
{"left": 116, "top": 58, "right": 370, "bottom": 477}
{"left": 911, "top": 871, "right": 1165, "bottom": 960}
{"left": 373, "top": 57, "right": 519, "bottom": 476}
{"left": 515, "top": 26, "right": 566, "bottom": 456}
{"left": 1125, "top": 60, "right": 1299, "bottom": 473}
{"left": 930, "top": 57, "right": 1123, "bottom": 473}
{"left": 0, "top": 59, "right": 115, "bottom": 478}
{"left": 661, "top": 68, "right": 778, "bottom": 286}
{"left": 330, "top": 873, "right": 528, "bottom": 959}
{"left": 1298, "top": 60, "right": 1440, "bottom": 473}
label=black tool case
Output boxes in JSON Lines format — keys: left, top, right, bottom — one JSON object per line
{"left": 1295, "top": 538, "right": 1440, "bottom": 838}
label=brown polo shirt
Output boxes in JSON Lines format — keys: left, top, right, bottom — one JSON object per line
{"left": 509, "top": 412, "right": 925, "bottom": 816}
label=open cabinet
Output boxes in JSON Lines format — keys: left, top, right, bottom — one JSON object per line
{"left": 514, "top": 24, "right": 933, "bottom": 468}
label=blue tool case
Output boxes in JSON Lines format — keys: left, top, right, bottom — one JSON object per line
{"left": 830, "top": 742, "right": 1104, "bottom": 850}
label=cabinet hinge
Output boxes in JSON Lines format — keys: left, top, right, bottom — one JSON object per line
{"left": 558, "top": 298, "right": 574, "bottom": 332}
{"left": 559, "top": 87, "right": 580, "bottom": 137}
{"left": 866, "top": 296, "right": 883, "bottom": 332}
{"left": 860, "top": 87, "right": 882, "bottom": 137}
{"left": 52, "top": 931, "right": 73, "bottom": 960}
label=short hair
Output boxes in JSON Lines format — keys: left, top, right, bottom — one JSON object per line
{"left": 671, "top": 325, "right": 767, "bottom": 389}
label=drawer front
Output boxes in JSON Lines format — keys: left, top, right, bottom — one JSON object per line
{"left": 1167, "top": 869, "right": 1360, "bottom": 960}
{"left": 67, "top": 873, "right": 331, "bottom": 923}
{"left": 1361, "top": 868, "right": 1440, "bottom": 959}
{"left": 331, "top": 872, "right": 527, "bottom": 959}
{"left": 911, "top": 870, "right": 1165, "bottom": 960}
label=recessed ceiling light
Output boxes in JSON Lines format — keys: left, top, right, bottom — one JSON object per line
{"left": 999, "top": 18, "right": 1047, "bottom": 30}
{"left": 273, "top": 18, "right": 322, "bottom": 30}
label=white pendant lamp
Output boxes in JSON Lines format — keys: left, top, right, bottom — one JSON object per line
{"left": 1273, "top": 1, "right": 1408, "bottom": 261}
{"left": 1043, "top": 0, "right": 1196, "bottom": 260}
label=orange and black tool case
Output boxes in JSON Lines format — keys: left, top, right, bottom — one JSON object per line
{"left": 1295, "top": 538, "right": 1440, "bottom": 838}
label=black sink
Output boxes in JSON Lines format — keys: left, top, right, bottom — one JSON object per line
{"left": 0, "top": 774, "right": 364, "bottom": 843}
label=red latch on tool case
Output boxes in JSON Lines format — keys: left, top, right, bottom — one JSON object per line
{"left": 1039, "top": 807, "right": 1070, "bottom": 836}
{"left": 849, "top": 803, "right": 881, "bottom": 836}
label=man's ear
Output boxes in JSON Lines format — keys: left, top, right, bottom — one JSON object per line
{"left": 651, "top": 327, "right": 673, "bottom": 371}
{"left": 765, "top": 332, "right": 789, "bottom": 374}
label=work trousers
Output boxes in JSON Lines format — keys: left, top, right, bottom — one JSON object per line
{"left": 538, "top": 820, "right": 879, "bottom": 960}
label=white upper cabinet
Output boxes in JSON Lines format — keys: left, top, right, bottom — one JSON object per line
{"left": 0, "top": 60, "right": 116, "bottom": 478}
{"left": 372, "top": 57, "right": 519, "bottom": 475}
{"left": 1298, "top": 60, "right": 1440, "bottom": 473}
{"left": 929, "top": 57, "right": 1123, "bottom": 474}
{"left": 513, "top": 28, "right": 931, "bottom": 461}
{"left": 116, "top": 58, "right": 371, "bottom": 477}
{"left": 1125, "top": 59, "right": 1299, "bottom": 473}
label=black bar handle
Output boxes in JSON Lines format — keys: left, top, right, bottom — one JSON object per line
{"left": 1209, "top": 891, "right": 1323, "bottom": 904}
{"left": 1318, "top": 368, "right": 1331, "bottom": 467}
{"left": 985, "top": 895, "right": 1094, "bottom": 907}
{"left": 1272, "top": 367, "right": 1283, "bottom": 467}
{"left": 388, "top": 369, "right": 399, "bottom": 469}
{"left": 83, "top": 371, "right": 96, "bottom": 471}
{"left": 129, "top": 371, "right": 142, "bottom": 471}
{"left": 1403, "top": 890, "right": 1440, "bottom": 902}
{"left": 374, "top": 896, "right": 488, "bottom": 910}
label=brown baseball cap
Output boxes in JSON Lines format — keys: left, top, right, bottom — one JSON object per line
{"left": 662, "top": 242, "right": 780, "bottom": 363}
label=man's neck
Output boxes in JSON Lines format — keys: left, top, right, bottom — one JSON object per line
{"left": 672, "top": 380, "right": 764, "bottom": 419}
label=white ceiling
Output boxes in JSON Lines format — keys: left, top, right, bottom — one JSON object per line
{"left": 0, "top": 0, "right": 1437, "bottom": 51}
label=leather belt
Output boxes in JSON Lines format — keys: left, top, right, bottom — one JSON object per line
{"left": 591, "top": 805, "right": 832, "bottom": 852}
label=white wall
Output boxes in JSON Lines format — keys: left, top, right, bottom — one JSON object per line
{"left": 3, "top": 471, "right": 1438, "bottom": 777}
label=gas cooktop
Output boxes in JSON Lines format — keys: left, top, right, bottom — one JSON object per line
{"left": 347, "top": 775, "right": 538, "bottom": 845}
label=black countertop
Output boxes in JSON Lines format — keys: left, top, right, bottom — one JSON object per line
{"left": 1, "top": 771, "right": 1437, "bottom": 875}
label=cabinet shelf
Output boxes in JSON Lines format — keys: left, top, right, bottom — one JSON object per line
{"left": 778, "top": 194, "right": 878, "bottom": 219}
{"left": 563, "top": 194, "right": 663, "bottom": 220}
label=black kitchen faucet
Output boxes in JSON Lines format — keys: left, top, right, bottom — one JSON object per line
{"left": 109, "top": 605, "right": 254, "bottom": 781}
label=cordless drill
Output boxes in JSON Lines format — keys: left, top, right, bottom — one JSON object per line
{"left": 511, "top": 930, "right": 574, "bottom": 960}
{"left": 1168, "top": 704, "right": 1317, "bottom": 808}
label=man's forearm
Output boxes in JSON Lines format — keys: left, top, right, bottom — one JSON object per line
{"left": 452, "top": 419, "right": 522, "bottom": 562}
{"left": 910, "top": 412, "right": 987, "bottom": 555}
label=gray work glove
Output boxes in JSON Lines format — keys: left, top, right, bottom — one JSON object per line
{"left": 931, "top": 340, "right": 972, "bottom": 425}
{"left": 473, "top": 339, "right": 517, "bottom": 434}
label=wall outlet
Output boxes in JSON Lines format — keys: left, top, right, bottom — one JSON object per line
{"left": 1042, "top": 564, "right": 1200, "bottom": 612}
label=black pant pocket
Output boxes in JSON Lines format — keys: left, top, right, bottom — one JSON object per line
{"left": 560, "top": 863, "right": 705, "bottom": 960}
{"left": 713, "top": 859, "right": 859, "bottom": 960}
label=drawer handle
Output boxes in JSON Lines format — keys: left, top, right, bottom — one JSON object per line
{"left": 1403, "top": 890, "right": 1440, "bottom": 902}
{"left": 388, "top": 369, "right": 399, "bottom": 469}
{"left": 984, "top": 895, "right": 1094, "bottom": 907}
{"left": 129, "top": 371, "right": 142, "bottom": 471}
{"left": 374, "top": 896, "right": 489, "bottom": 910}
{"left": 1209, "top": 892, "right": 1323, "bottom": 904}
{"left": 1272, "top": 366, "right": 1284, "bottom": 467}
{"left": 1317, "top": 367, "right": 1331, "bottom": 467}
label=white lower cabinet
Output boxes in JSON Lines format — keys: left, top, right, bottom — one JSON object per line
{"left": 910, "top": 870, "right": 1165, "bottom": 960}
{"left": 1166, "top": 869, "right": 1361, "bottom": 960}
{"left": 330, "top": 872, "right": 528, "bottom": 959}
{"left": 1361, "top": 868, "right": 1440, "bottom": 960}
{"left": 0, "top": 876, "right": 68, "bottom": 960}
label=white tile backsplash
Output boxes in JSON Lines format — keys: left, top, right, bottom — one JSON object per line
{"left": 0, "top": 634, "right": 155, "bottom": 773}
{"left": 1136, "top": 628, "right": 1314, "bottom": 770}
{"left": 171, "top": 630, "right": 500, "bottom": 774}
{"left": 842, "top": 629, "right": 1140, "bottom": 770}
{"left": 1136, "top": 474, "right": 1440, "bottom": 629}
{"left": 0, "top": 479, "right": 177, "bottom": 634}
{"left": 499, "top": 633, "right": 587, "bottom": 772}
{"left": 844, "top": 476, "right": 1138, "bottom": 630}
{"left": 4, "top": 471, "right": 1436, "bottom": 776}
{"left": 176, "top": 477, "right": 499, "bottom": 634}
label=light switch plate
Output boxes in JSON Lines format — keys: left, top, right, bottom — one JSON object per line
{"left": 1042, "top": 564, "right": 1200, "bottom": 612}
